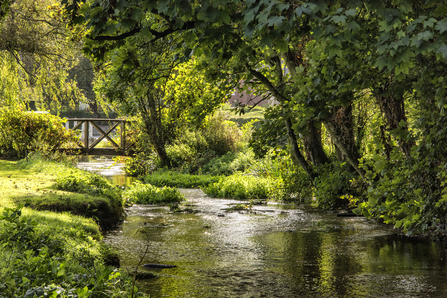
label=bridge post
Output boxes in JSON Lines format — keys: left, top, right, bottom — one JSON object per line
{"left": 121, "top": 121, "right": 126, "bottom": 154}
{"left": 83, "top": 121, "right": 89, "bottom": 151}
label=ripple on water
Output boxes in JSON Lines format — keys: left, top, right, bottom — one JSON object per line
{"left": 101, "top": 188, "right": 447, "bottom": 298}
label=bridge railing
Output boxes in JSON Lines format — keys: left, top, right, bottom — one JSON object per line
{"left": 61, "top": 118, "right": 134, "bottom": 156}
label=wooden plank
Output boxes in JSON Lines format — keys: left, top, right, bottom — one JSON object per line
{"left": 65, "top": 118, "right": 127, "bottom": 122}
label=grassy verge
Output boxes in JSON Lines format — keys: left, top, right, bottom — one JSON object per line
{"left": 201, "top": 173, "right": 277, "bottom": 200}
{"left": 0, "top": 156, "right": 146, "bottom": 297}
{"left": 142, "top": 169, "right": 221, "bottom": 188}
{"left": 0, "top": 157, "right": 124, "bottom": 230}
{"left": 123, "top": 180, "right": 185, "bottom": 204}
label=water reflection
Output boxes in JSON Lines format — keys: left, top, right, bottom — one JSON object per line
{"left": 103, "top": 189, "right": 447, "bottom": 297}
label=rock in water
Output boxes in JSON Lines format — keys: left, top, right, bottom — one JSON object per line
{"left": 143, "top": 263, "right": 177, "bottom": 269}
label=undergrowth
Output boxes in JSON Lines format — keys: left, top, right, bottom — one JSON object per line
{"left": 123, "top": 181, "right": 184, "bottom": 204}
{"left": 142, "top": 169, "right": 220, "bottom": 188}
{"left": 202, "top": 173, "right": 277, "bottom": 200}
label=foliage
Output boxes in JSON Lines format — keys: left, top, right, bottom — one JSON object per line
{"left": 313, "top": 162, "right": 360, "bottom": 210}
{"left": 0, "top": 0, "right": 83, "bottom": 110}
{"left": 202, "top": 110, "right": 244, "bottom": 155}
{"left": 202, "top": 173, "right": 276, "bottom": 201}
{"left": 54, "top": 170, "right": 122, "bottom": 202}
{"left": 122, "top": 181, "right": 184, "bottom": 205}
{"left": 0, "top": 205, "right": 143, "bottom": 297}
{"left": 0, "top": 108, "right": 78, "bottom": 159}
{"left": 251, "top": 149, "right": 314, "bottom": 202}
{"left": 65, "top": 0, "right": 447, "bottom": 236}
{"left": 201, "top": 148, "right": 255, "bottom": 176}
{"left": 143, "top": 169, "right": 220, "bottom": 188}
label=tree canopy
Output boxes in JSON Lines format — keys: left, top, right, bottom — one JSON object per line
{"left": 61, "top": 0, "right": 447, "bottom": 235}
{"left": 0, "top": 0, "right": 84, "bottom": 110}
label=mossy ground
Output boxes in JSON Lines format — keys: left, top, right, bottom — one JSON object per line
{"left": 0, "top": 158, "right": 124, "bottom": 230}
{"left": 0, "top": 157, "right": 146, "bottom": 297}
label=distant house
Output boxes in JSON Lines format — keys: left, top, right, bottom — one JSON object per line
{"left": 228, "top": 88, "right": 277, "bottom": 107}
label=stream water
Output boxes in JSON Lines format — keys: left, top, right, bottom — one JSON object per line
{"left": 78, "top": 158, "right": 447, "bottom": 297}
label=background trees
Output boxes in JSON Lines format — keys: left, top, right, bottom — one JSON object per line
{"left": 60, "top": 0, "right": 447, "bottom": 235}
{"left": 0, "top": 0, "right": 82, "bottom": 111}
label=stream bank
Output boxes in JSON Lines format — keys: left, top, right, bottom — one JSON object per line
{"left": 79, "top": 157, "right": 447, "bottom": 297}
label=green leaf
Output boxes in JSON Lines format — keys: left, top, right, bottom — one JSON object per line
{"left": 266, "top": 16, "right": 285, "bottom": 27}
{"left": 374, "top": 56, "right": 388, "bottom": 70}
{"left": 418, "top": 30, "right": 434, "bottom": 41}
{"left": 436, "top": 44, "right": 447, "bottom": 59}
{"left": 345, "top": 9, "right": 357, "bottom": 16}
{"left": 423, "top": 18, "right": 437, "bottom": 28}
{"left": 347, "top": 21, "right": 360, "bottom": 32}
{"left": 331, "top": 15, "right": 347, "bottom": 24}
{"left": 295, "top": 6, "right": 312, "bottom": 17}
{"left": 324, "top": 25, "right": 335, "bottom": 35}
{"left": 327, "top": 45, "right": 342, "bottom": 58}
{"left": 435, "top": 19, "right": 447, "bottom": 33}
{"left": 243, "top": 5, "right": 259, "bottom": 23}
{"left": 183, "top": 31, "right": 197, "bottom": 44}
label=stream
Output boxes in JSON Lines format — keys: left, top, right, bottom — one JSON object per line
{"left": 78, "top": 158, "right": 447, "bottom": 297}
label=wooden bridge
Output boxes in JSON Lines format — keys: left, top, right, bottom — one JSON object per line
{"left": 60, "top": 118, "right": 134, "bottom": 156}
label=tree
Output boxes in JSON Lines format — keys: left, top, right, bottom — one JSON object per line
{"left": 64, "top": 0, "right": 447, "bottom": 234}
{"left": 93, "top": 32, "right": 228, "bottom": 166}
{"left": 0, "top": 0, "right": 82, "bottom": 110}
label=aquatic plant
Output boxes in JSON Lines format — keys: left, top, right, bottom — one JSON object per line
{"left": 202, "top": 173, "right": 276, "bottom": 200}
{"left": 143, "top": 169, "right": 220, "bottom": 188}
{"left": 123, "top": 181, "right": 184, "bottom": 204}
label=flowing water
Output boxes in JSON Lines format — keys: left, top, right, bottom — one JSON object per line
{"left": 79, "top": 158, "right": 447, "bottom": 297}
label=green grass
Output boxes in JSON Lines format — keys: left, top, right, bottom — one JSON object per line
{"left": 142, "top": 169, "right": 221, "bottom": 188}
{"left": 220, "top": 103, "right": 265, "bottom": 127}
{"left": 202, "top": 173, "right": 277, "bottom": 200}
{"left": 123, "top": 181, "right": 185, "bottom": 204}
{"left": 0, "top": 156, "right": 145, "bottom": 297}
{"left": 0, "top": 156, "right": 124, "bottom": 230}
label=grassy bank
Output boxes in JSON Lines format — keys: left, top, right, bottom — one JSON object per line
{"left": 0, "top": 156, "right": 146, "bottom": 297}
{"left": 0, "top": 157, "right": 124, "bottom": 230}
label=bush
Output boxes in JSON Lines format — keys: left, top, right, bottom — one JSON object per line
{"left": 0, "top": 205, "right": 142, "bottom": 297}
{"left": 143, "top": 169, "right": 220, "bottom": 188}
{"left": 313, "top": 162, "right": 359, "bottom": 209}
{"left": 0, "top": 108, "right": 78, "bottom": 159}
{"left": 202, "top": 173, "right": 276, "bottom": 200}
{"left": 123, "top": 181, "right": 184, "bottom": 204}
{"left": 201, "top": 148, "right": 255, "bottom": 176}
{"left": 203, "top": 110, "right": 243, "bottom": 155}
{"left": 122, "top": 152, "right": 160, "bottom": 176}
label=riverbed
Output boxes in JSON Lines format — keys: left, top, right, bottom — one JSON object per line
{"left": 79, "top": 158, "right": 447, "bottom": 297}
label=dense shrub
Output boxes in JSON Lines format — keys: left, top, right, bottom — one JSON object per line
{"left": 122, "top": 181, "right": 184, "bottom": 204}
{"left": 202, "top": 110, "right": 243, "bottom": 155}
{"left": 313, "top": 162, "right": 359, "bottom": 209}
{"left": 202, "top": 173, "right": 276, "bottom": 200}
{"left": 143, "top": 169, "right": 220, "bottom": 188}
{"left": 0, "top": 108, "right": 78, "bottom": 159}
{"left": 0, "top": 205, "right": 142, "bottom": 297}
{"left": 201, "top": 148, "right": 255, "bottom": 176}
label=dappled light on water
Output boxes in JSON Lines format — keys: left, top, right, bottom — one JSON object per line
{"left": 104, "top": 188, "right": 447, "bottom": 297}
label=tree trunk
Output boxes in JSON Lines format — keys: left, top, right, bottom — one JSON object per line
{"left": 285, "top": 118, "right": 316, "bottom": 181}
{"left": 374, "top": 87, "right": 413, "bottom": 157}
{"left": 324, "top": 105, "right": 365, "bottom": 179}
{"left": 303, "top": 120, "right": 329, "bottom": 166}
{"left": 142, "top": 91, "right": 171, "bottom": 167}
